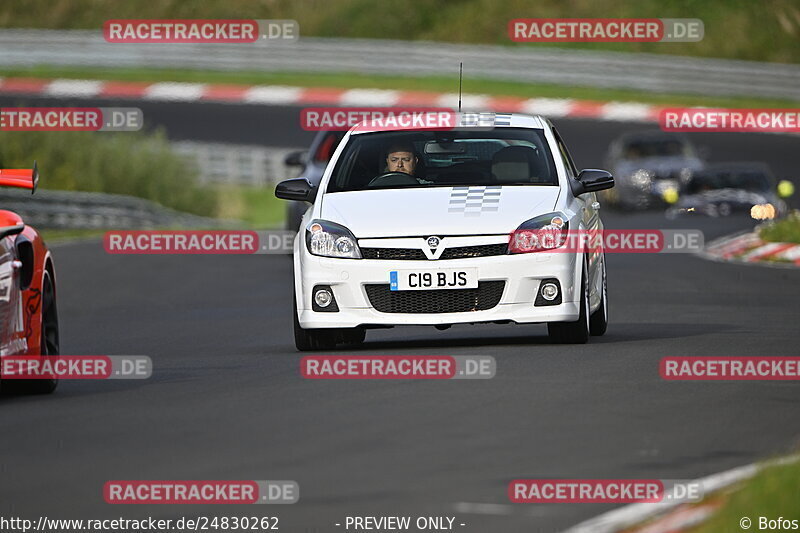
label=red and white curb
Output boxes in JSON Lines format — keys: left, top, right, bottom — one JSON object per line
{"left": 0, "top": 77, "right": 664, "bottom": 122}
{"left": 562, "top": 455, "right": 799, "bottom": 533}
{"left": 628, "top": 503, "right": 721, "bottom": 533}
{"left": 701, "top": 231, "right": 800, "bottom": 267}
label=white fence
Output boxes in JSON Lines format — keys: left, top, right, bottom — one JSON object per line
{"left": 171, "top": 142, "right": 302, "bottom": 187}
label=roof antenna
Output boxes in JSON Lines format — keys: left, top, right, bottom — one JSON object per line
{"left": 458, "top": 62, "right": 463, "bottom": 112}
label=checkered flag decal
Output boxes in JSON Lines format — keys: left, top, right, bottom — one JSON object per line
{"left": 448, "top": 186, "right": 502, "bottom": 216}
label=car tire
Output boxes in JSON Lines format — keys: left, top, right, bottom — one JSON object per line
{"left": 547, "top": 260, "right": 590, "bottom": 344}
{"left": 293, "top": 294, "right": 336, "bottom": 351}
{"left": 2, "top": 272, "right": 59, "bottom": 395}
{"left": 589, "top": 256, "right": 608, "bottom": 336}
{"left": 338, "top": 327, "right": 366, "bottom": 347}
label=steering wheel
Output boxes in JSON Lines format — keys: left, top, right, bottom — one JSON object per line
{"left": 367, "top": 172, "right": 420, "bottom": 187}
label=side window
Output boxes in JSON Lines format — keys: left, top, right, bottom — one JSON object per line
{"left": 331, "top": 142, "right": 360, "bottom": 190}
{"left": 552, "top": 128, "right": 579, "bottom": 177}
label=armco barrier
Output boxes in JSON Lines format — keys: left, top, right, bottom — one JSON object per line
{"left": 0, "top": 30, "right": 798, "bottom": 100}
{"left": 0, "top": 189, "right": 224, "bottom": 229}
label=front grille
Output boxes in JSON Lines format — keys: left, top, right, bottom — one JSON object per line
{"left": 365, "top": 281, "right": 505, "bottom": 314}
{"left": 361, "top": 248, "right": 427, "bottom": 260}
{"left": 361, "top": 243, "right": 507, "bottom": 260}
{"left": 439, "top": 243, "right": 508, "bottom": 259}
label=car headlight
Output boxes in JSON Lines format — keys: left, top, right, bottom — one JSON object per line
{"left": 751, "top": 203, "right": 776, "bottom": 220}
{"left": 509, "top": 212, "right": 569, "bottom": 254}
{"left": 305, "top": 219, "right": 362, "bottom": 259}
{"left": 630, "top": 169, "right": 653, "bottom": 188}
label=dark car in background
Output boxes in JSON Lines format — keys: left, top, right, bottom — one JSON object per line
{"left": 666, "top": 162, "right": 793, "bottom": 220}
{"left": 602, "top": 130, "right": 705, "bottom": 210}
{"left": 283, "top": 131, "right": 345, "bottom": 231}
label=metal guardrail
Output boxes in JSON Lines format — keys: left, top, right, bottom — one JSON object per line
{"left": 0, "top": 30, "right": 799, "bottom": 100}
{"left": 0, "top": 189, "right": 224, "bottom": 229}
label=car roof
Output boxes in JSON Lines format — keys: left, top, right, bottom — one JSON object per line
{"left": 348, "top": 112, "right": 548, "bottom": 135}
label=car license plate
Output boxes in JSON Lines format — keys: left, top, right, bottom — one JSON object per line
{"left": 389, "top": 268, "right": 478, "bottom": 291}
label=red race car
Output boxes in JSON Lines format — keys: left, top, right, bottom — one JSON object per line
{"left": 0, "top": 162, "right": 60, "bottom": 394}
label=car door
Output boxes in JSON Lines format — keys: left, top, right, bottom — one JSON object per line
{"left": 0, "top": 235, "right": 24, "bottom": 356}
{"left": 552, "top": 127, "right": 602, "bottom": 302}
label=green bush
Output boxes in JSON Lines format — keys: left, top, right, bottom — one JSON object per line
{"left": 696, "top": 458, "right": 800, "bottom": 532}
{"left": 0, "top": 129, "right": 217, "bottom": 217}
{"left": 760, "top": 210, "right": 800, "bottom": 244}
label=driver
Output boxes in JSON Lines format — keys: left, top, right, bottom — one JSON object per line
{"left": 385, "top": 143, "right": 418, "bottom": 176}
{"left": 383, "top": 143, "right": 432, "bottom": 184}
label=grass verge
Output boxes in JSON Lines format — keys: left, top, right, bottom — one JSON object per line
{"left": 215, "top": 185, "right": 286, "bottom": 229}
{"left": 691, "top": 457, "right": 800, "bottom": 532}
{"left": 759, "top": 211, "right": 800, "bottom": 244}
{"left": 38, "top": 228, "right": 106, "bottom": 243}
{"left": 1, "top": 66, "right": 797, "bottom": 109}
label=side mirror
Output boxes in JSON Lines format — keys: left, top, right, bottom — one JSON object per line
{"left": 572, "top": 169, "right": 615, "bottom": 196}
{"left": 284, "top": 150, "right": 307, "bottom": 168}
{"left": 275, "top": 178, "right": 316, "bottom": 203}
{"left": 0, "top": 210, "right": 25, "bottom": 239}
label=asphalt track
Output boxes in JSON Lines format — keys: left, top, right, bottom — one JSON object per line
{"left": 1, "top": 97, "right": 800, "bottom": 533}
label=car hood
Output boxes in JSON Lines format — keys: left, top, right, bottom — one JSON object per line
{"left": 319, "top": 186, "right": 561, "bottom": 238}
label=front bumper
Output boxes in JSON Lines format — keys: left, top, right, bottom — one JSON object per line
{"left": 294, "top": 239, "right": 583, "bottom": 329}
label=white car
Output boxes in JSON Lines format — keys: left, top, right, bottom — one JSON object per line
{"left": 275, "top": 113, "right": 615, "bottom": 350}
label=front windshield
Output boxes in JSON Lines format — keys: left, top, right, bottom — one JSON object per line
{"left": 326, "top": 128, "right": 558, "bottom": 193}
{"left": 623, "top": 138, "right": 692, "bottom": 159}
